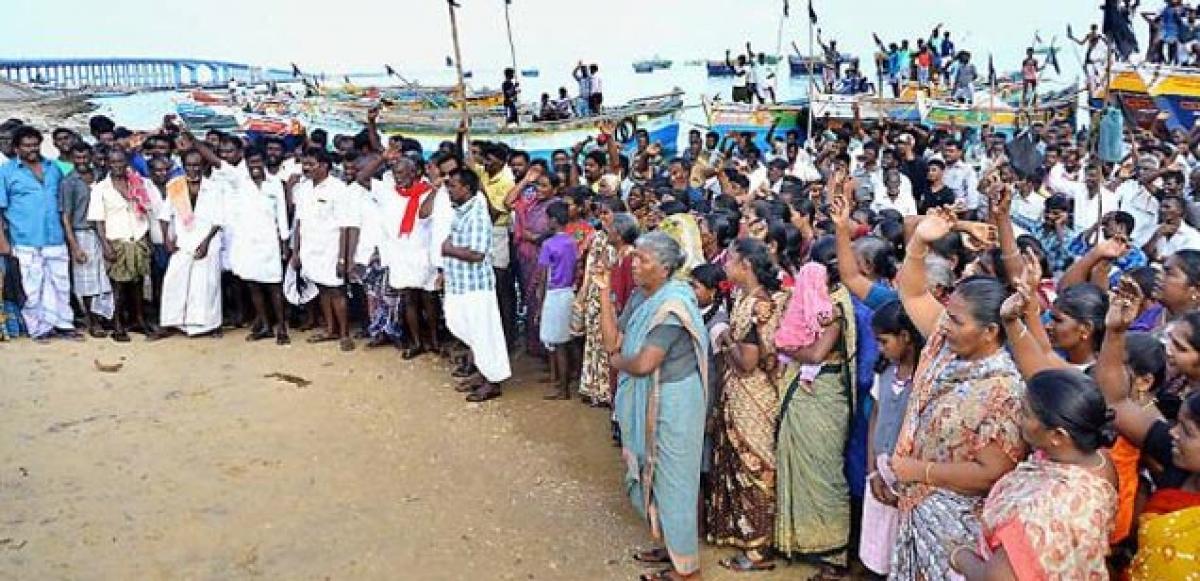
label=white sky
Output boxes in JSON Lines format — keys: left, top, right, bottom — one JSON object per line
{"left": 0, "top": 0, "right": 1125, "bottom": 75}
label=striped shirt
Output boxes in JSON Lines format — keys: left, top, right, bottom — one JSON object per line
{"left": 445, "top": 193, "right": 494, "bottom": 295}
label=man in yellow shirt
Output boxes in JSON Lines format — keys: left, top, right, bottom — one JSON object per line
{"left": 470, "top": 143, "right": 516, "bottom": 348}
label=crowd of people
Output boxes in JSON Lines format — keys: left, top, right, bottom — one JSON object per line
{"left": 2, "top": 70, "right": 1200, "bottom": 579}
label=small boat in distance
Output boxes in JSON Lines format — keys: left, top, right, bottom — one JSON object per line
{"left": 521, "top": 69, "right": 539, "bottom": 78}
{"left": 633, "top": 62, "right": 655, "bottom": 74}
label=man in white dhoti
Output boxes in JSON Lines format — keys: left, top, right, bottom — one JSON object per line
{"left": 292, "top": 147, "right": 358, "bottom": 352}
{"left": 216, "top": 135, "right": 249, "bottom": 327}
{"left": 442, "top": 169, "right": 511, "bottom": 402}
{"left": 359, "top": 150, "right": 446, "bottom": 356}
{"left": 0, "top": 126, "right": 80, "bottom": 341}
{"left": 158, "top": 148, "right": 225, "bottom": 337}
{"left": 210, "top": 146, "right": 291, "bottom": 344}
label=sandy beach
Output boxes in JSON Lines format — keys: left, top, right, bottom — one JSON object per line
{"left": 0, "top": 330, "right": 814, "bottom": 580}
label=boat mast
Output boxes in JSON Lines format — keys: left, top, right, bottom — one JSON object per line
{"left": 807, "top": 1, "right": 816, "bottom": 145}
{"left": 447, "top": 0, "right": 471, "bottom": 145}
{"left": 504, "top": 0, "right": 518, "bottom": 74}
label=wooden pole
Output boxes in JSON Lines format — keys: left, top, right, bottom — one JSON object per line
{"left": 504, "top": 1, "right": 518, "bottom": 74}
{"left": 447, "top": 0, "right": 471, "bottom": 146}
{"left": 806, "top": 19, "right": 816, "bottom": 145}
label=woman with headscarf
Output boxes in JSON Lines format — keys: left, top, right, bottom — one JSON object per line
{"left": 596, "top": 231, "right": 708, "bottom": 581}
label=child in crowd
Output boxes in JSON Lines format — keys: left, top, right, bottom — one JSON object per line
{"left": 859, "top": 299, "right": 923, "bottom": 576}
{"left": 539, "top": 201, "right": 578, "bottom": 400}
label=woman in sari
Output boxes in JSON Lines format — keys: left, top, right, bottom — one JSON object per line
{"left": 773, "top": 236, "right": 857, "bottom": 576}
{"left": 597, "top": 231, "right": 708, "bottom": 581}
{"left": 949, "top": 369, "right": 1118, "bottom": 579}
{"left": 575, "top": 202, "right": 638, "bottom": 406}
{"left": 513, "top": 170, "right": 557, "bottom": 357}
{"left": 1094, "top": 282, "right": 1200, "bottom": 580}
{"left": 888, "top": 211, "right": 1027, "bottom": 581}
{"left": 706, "top": 238, "right": 785, "bottom": 571}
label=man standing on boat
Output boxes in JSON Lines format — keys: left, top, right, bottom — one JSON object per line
{"left": 587, "top": 64, "right": 604, "bottom": 114}
{"left": 572, "top": 62, "right": 592, "bottom": 116}
{"left": 948, "top": 51, "right": 978, "bottom": 104}
{"left": 502, "top": 68, "right": 520, "bottom": 128}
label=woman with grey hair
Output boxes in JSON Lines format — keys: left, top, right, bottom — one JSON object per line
{"left": 596, "top": 230, "right": 708, "bottom": 580}
{"left": 574, "top": 200, "right": 637, "bottom": 406}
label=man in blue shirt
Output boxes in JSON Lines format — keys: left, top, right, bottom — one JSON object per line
{"left": 0, "top": 126, "right": 79, "bottom": 340}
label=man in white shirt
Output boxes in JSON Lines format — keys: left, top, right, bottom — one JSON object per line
{"left": 1046, "top": 148, "right": 1085, "bottom": 197}
{"left": 1147, "top": 194, "right": 1200, "bottom": 261}
{"left": 1009, "top": 173, "right": 1047, "bottom": 234}
{"left": 291, "top": 148, "right": 358, "bottom": 351}
{"left": 216, "top": 147, "right": 291, "bottom": 344}
{"left": 941, "top": 141, "right": 981, "bottom": 217}
{"left": 871, "top": 169, "right": 919, "bottom": 216}
{"left": 1115, "top": 158, "right": 1162, "bottom": 249}
{"left": 88, "top": 147, "right": 156, "bottom": 341}
{"left": 1075, "top": 163, "right": 1121, "bottom": 236}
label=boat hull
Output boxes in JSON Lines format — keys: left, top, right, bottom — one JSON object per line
{"left": 705, "top": 102, "right": 803, "bottom": 147}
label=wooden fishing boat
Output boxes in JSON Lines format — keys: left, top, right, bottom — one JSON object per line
{"left": 633, "top": 62, "right": 655, "bottom": 74}
{"left": 1105, "top": 63, "right": 1200, "bottom": 131}
{"left": 373, "top": 90, "right": 684, "bottom": 160}
{"left": 808, "top": 92, "right": 921, "bottom": 123}
{"left": 917, "top": 91, "right": 1077, "bottom": 134}
{"left": 703, "top": 100, "right": 804, "bottom": 144}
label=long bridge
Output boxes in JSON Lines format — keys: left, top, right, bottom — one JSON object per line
{"left": 0, "top": 58, "right": 293, "bottom": 89}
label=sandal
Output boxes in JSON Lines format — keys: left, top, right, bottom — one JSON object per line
{"left": 246, "top": 327, "right": 273, "bottom": 342}
{"left": 58, "top": 329, "right": 86, "bottom": 342}
{"left": 111, "top": 330, "right": 131, "bottom": 343}
{"left": 87, "top": 328, "right": 108, "bottom": 339}
{"left": 639, "top": 567, "right": 694, "bottom": 581}
{"left": 465, "top": 384, "right": 502, "bottom": 402}
{"left": 806, "top": 565, "right": 848, "bottom": 581}
{"left": 276, "top": 331, "right": 291, "bottom": 346}
{"left": 365, "top": 335, "right": 393, "bottom": 349}
{"left": 306, "top": 332, "right": 339, "bottom": 344}
{"left": 719, "top": 552, "right": 776, "bottom": 572}
{"left": 632, "top": 548, "right": 672, "bottom": 564}
{"left": 339, "top": 338, "right": 356, "bottom": 352}
{"left": 401, "top": 345, "right": 427, "bottom": 360}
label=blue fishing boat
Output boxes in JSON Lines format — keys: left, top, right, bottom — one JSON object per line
{"left": 633, "top": 62, "right": 655, "bottom": 74}
{"left": 521, "top": 69, "right": 539, "bottom": 78}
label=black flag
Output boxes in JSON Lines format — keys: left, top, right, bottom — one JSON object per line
{"left": 1103, "top": 0, "right": 1139, "bottom": 60}
{"left": 987, "top": 54, "right": 996, "bottom": 86}
{"left": 1046, "top": 45, "right": 1061, "bottom": 75}
{"left": 808, "top": 0, "right": 817, "bottom": 25}
{"left": 783, "top": 0, "right": 789, "bottom": 17}
{"left": 872, "top": 32, "right": 884, "bottom": 48}
{"left": 385, "top": 64, "right": 397, "bottom": 76}
{"left": 291, "top": 63, "right": 302, "bottom": 78}
{"left": 344, "top": 75, "right": 351, "bottom": 85}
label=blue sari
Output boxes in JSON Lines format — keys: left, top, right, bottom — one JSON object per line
{"left": 615, "top": 279, "right": 709, "bottom": 575}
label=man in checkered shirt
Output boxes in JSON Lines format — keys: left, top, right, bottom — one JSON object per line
{"left": 441, "top": 169, "right": 511, "bottom": 402}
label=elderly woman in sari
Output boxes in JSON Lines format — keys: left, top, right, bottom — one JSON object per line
{"left": 888, "top": 210, "right": 1027, "bottom": 580}
{"left": 1093, "top": 281, "right": 1200, "bottom": 580}
{"left": 596, "top": 231, "right": 708, "bottom": 581}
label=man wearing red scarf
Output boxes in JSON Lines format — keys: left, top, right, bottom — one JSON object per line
{"left": 369, "top": 154, "right": 445, "bottom": 359}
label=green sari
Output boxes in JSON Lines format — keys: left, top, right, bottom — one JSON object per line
{"left": 774, "top": 285, "right": 856, "bottom": 566}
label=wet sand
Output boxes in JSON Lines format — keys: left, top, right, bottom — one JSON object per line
{"left": 0, "top": 331, "right": 814, "bottom": 580}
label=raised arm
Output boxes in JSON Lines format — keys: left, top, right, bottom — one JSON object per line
{"left": 1095, "top": 278, "right": 1163, "bottom": 447}
{"left": 1001, "top": 277, "right": 1069, "bottom": 378}
{"left": 896, "top": 212, "right": 954, "bottom": 337}
{"left": 830, "top": 182, "right": 875, "bottom": 301}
